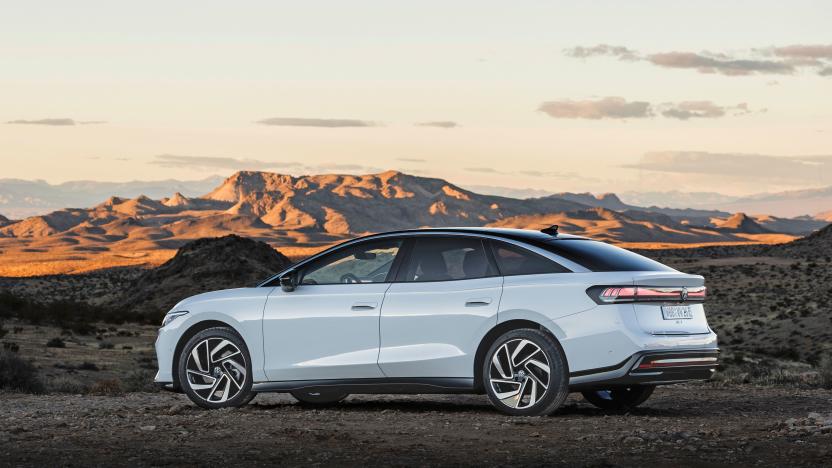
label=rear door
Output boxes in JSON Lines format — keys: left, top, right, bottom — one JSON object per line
{"left": 262, "top": 238, "right": 403, "bottom": 381}
{"left": 378, "top": 236, "right": 502, "bottom": 378}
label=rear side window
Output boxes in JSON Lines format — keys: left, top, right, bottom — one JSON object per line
{"left": 399, "top": 237, "right": 497, "bottom": 282}
{"left": 541, "top": 240, "right": 673, "bottom": 272}
{"left": 490, "top": 241, "right": 570, "bottom": 275}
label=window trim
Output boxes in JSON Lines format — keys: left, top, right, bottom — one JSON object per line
{"left": 487, "top": 239, "right": 571, "bottom": 277}
{"left": 394, "top": 236, "right": 499, "bottom": 284}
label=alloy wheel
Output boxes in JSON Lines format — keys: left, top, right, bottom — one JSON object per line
{"left": 488, "top": 338, "right": 551, "bottom": 409}
{"left": 185, "top": 338, "right": 247, "bottom": 403}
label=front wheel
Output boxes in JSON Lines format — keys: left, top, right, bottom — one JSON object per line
{"left": 581, "top": 385, "right": 655, "bottom": 410}
{"left": 178, "top": 327, "right": 255, "bottom": 409}
{"left": 291, "top": 390, "right": 349, "bottom": 406}
{"left": 482, "top": 328, "right": 569, "bottom": 416}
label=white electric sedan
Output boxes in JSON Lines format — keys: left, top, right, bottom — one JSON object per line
{"left": 155, "top": 227, "right": 719, "bottom": 416}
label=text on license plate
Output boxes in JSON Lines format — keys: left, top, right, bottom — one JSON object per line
{"left": 661, "top": 305, "right": 693, "bottom": 320}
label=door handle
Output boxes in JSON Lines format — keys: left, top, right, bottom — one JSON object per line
{"left": 351, "top": 302, "right": 377, "bottom": 311}
{"left": 465, "top": 297, "right": 492, "bottom": 307}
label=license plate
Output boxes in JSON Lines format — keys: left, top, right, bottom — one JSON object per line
{"left": 661, "top": 305, "right": 693, "bottom": 320}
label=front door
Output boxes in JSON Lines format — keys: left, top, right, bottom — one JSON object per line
{"left": 379, "top": 236, "right": 503, "bottom": 378}
{"left": 262, "top": 238, "right": 403, "bottom": 381}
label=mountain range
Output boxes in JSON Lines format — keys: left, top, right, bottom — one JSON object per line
{"left": 0, "top": 170, "right": 828, "bottom": 276}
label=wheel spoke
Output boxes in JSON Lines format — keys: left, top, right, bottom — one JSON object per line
{"left": 209, "top": 339, "right": 232, "bottom": 364}
{"left": 489, "top": 337, "right": 551, "bottom": 411}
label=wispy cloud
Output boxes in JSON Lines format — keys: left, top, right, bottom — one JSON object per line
{"left": 539, "top": 98, "right": 760, "bottom": 121}
{"left": 565, "top": 44, "right": 832, "bottom": 77}
{"left": 563, "top": 44, "right": 639, "bottom": 61}
{"left": 256, "top": 117, "right": 377, "bottom": 127}
{"left": 151, "top": 154, "right": 302, "bottom": 170}
{"left": 415, "top": 121, "right": 458, "bottom": 128}
{"left": 624, "top": 151, "right": 832, "bottom": 183}
{"left": 538, "top": 97, "right": 652, "bottom": 120}
{"left": 8, "top": 118, "right": 77, "bottom": 126}
{"left": 396, "top": 157, "right": 427, "bottom": 163}
{"left": 465, "top": 167, "right": 500, "bottom": 173}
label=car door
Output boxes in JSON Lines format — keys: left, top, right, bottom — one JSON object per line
{"left": 262, "top": 238, "right": 403, "bottom": 381}
{"left": 378, "top": 236, "right": 502, "bottom": 378}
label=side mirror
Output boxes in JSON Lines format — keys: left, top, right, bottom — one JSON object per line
{"left": 280, "top": 271, "right": 297, "bottom": 292}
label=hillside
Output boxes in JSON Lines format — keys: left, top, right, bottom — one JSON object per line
{"left": 0, "top": 169, "right": 825, "bottom": 275}
{"left": 767, "top": 223, "right": 832, "bottom": 258}
{"left": 113, "top": 235, "right": 291, "bottom": 316}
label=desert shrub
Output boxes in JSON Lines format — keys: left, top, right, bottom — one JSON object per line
{"left": 0, "top": 290, "right": 159, "bottom": 330}
{"left": 88, "top": 378, "right": 123, "bottom": 395}
{"left": 98, "top": 342, "right": 114, "bottom": 350}
{"left": 46, "top": 337, "right": 66, "bottom": 348}
{"left": 78, "top": 361, "right": 100, "bottom": 371}
{"left": 0, "top": 350, "right": 44, "bottom": 393}
{"left": 123, "top": 369, "right": 159, "bottom": 393}
{"left": 3, "top": 342, "right": 20, "bottom": 352}
{"left": 0, "top": 325, "right": 7, "bottom": 339}
{"left": 819, "top": 355, "right": 832, "bottom": 390}
{"left": 47, "top": 375, "right": 90, "bottom": 394}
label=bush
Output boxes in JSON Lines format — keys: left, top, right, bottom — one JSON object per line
{"left": 78, "top": 361, "right": 100, "bottom": 371}
{"left": 88, "top": 378, "right": 123, "bottom": 395}
{"left": 819, "top": 355, "right": 832, "bottom": 390}
{"left": 98, "top": 342, "right": 114, "bottom": 350}
{"left": 123, "top": 369, "right": 159, "bottom": 393}
{"left": 46, "top": 337, "right": 65, "bottom": 348}
{"left": 0, "top": 350, "right": 44, "bottom": 393}
{"left": 46, "top": 375, "right": 90, "bottom": 394}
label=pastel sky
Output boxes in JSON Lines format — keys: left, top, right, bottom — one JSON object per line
{"left": 1, "top": 0, "right": 830, "bottom": 196}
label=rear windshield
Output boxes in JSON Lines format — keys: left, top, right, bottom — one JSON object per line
{"left": 540, "top": 239, "right": 673, "bottom": 272}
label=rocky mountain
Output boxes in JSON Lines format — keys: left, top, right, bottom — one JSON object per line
{"left": 0, "top": 214, "right": 11, "bottom": 227}
{"left": 0, "top": 176, "right": 223, "bottom": 219}
{"left": 767, "top": 223, "right": 832, "bottom": 258}
{"left": 0, "top": 169, "right": 827, "bottom": 276}
{"left": 114, "top": 235, "right": 292, "bottom": 316}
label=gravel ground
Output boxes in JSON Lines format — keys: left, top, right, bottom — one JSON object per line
{"left": 2, "top": 384, "right": 831, "bottom": 467}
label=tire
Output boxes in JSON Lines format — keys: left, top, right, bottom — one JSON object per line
{"left": 291, "top": 390, "right": 349, "bottom": 406}
{"left": 178, "top": 327, "right": 255, "bottom": 409}
{"left": 482, "top": 328, "right": 569, "bottom": 416}
{"left": 581, "top": 385, "right": 655, "bottom": 410}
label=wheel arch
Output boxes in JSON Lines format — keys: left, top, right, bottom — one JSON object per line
{"left": 473, "top": 319, "right": 566, "bottom": 391}
{"left": 171, "top": 319, "right": 238, "bottom": 391}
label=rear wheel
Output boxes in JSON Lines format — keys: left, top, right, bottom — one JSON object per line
{"left": 178, "top": 327, "right": 255, "bottom": 409}
{"left": 482, "top": 328, "right": 569, "bottom": 416}
{"left": 581, "top": 385, "right": 655, "bottom": 410}
{"left": 291, "top": 390, "right": 349, "bottom": 406}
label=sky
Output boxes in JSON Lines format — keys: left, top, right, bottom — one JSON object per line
{"left": 1, "top": 0, "right": 831, "bottom": 196}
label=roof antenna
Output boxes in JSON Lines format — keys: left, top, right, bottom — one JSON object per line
{"left": 541, "top": 225, "right": 559, "bottom": 236}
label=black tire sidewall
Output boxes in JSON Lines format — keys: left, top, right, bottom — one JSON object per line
{"left": 178, "top": 327, "right": 254, "bottom": 409}
{"left": 482, "top": 328, "right": 569, "bottom": 416}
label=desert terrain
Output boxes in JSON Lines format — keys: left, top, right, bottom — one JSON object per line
{"left": 1, "top": 170, "right": 826, "bottom": 276}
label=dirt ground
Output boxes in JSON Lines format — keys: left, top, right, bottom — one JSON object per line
{"left": 1, "top": 384, "right": 830, "bottom": 467}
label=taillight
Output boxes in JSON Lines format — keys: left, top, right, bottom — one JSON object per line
{"left": 588, "top": 286, "right": 706, "bottom": 304}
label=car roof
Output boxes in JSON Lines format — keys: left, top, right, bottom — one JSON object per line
{"left": 355, "top": 227, "right": 588, "bottom": 243}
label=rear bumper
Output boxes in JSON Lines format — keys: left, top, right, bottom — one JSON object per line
{"left": 569, "top": 348, "right": 719, "bottom": 390}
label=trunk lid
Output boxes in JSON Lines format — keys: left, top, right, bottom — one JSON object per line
{"left": 631, "top": 272, "right": 711, "bottom": 335}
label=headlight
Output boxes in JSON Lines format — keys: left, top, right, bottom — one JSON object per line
{"left": 161, "top": 311, "right": 189, "bottom": 327}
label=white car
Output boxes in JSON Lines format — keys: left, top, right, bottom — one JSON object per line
{"left": 155, "top": 227, "right": 719, "bottom": 416}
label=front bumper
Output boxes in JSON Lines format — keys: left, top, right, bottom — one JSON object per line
{"left": 569, "top": 348, "right": 719, "bottom": 390}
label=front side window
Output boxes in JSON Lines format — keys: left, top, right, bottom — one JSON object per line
{"left": 301, "top": 239, "right": 402, "bottom": 285}
{"left": 399, "top": 237, "right": 496, "bottom": 282}
{"left": 491, "top": 241, "right": 570, "bottom": 275}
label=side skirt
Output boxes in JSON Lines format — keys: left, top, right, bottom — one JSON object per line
{"left": 252, "top": 377, "right": 476, "bottom": 395}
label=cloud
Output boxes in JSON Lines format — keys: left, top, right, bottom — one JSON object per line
{"left": 647, "top": 52, "right": 794, "bottom": 76}
{"left": 563, "top": 44, "right": 639, "bottom": 61}
{"left": 538, "top": 97, "right": 652, "bottom": 120}
{"left": 396, "top": 157, "right": 427, "bottom": 163}
{"left": 659, "top": 101, "right": 760, "bottom": 120}
{"left": 416, "top": 121, "right": 458, "bottom": 128}
{"left": 7, "top": 118, "right": 77, "bottom": 126}
{"left": 465, "top": 167, "right": 501, "bottom": 173}
{"left": 566, "top": 43, "right": 832, "bottom": 77}
{"left": 772, "top": 44, "right": 832, "bottom": 59}
{"left": 256, "top": 117, "right": 377, "bottom": 127}
{"left": 820, "top": 67, "right": 832, "bottom": 77}
{"left": 151, "top": 154, "right": 302, "bottom": 170}
{"left": 624, "top": 151, "right": 832, "bottom": 183}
